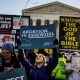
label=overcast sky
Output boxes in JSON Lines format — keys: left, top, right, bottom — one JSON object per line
{"left": 0, "top": 0, "right": 80, "bottom": 15}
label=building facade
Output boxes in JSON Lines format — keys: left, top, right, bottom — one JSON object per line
{"left": 22, "top": 1, "right": 80, "bottom": 39}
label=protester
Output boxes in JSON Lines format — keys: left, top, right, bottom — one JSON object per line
{"left": 18, "top": 48, "right": 58, "bottom": 80}
{"left": 65, "top": 60, "right": 72, "bottom": 80}
{"left": 66, "top": 53, "right": 80, "bottom": 80}
{"left": 51, "top": 52, "right": 67, "bottom": 80}
{"left": 0, "top": 43, "right": 21, "bottom": 72}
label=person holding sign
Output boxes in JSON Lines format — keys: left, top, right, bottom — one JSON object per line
{"left": 0, "top": 43, "right": 21, "bottom": 72}
{"left": 18, "top": 48, "right": 58, "bottom": 80}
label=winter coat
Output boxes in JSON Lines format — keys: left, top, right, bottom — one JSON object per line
{"left": 18, "top": 48, "right": 58, "bottom": 80}
{"left": 0, "top": 53, "right": 21, "bottom": 72}
{"left": 51, "top": 57, "right": 67, "bottom": 80}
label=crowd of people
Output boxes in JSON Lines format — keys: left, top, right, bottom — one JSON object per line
{"left": 0, "top": 43, "right": 80, "bottom": 80}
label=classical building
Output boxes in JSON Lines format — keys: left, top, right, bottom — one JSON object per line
{"left": 22, "top": 1, "right": 80, "bottom": 39}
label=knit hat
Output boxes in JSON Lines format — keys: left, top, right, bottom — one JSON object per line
{"left": 2, "top": 43, "right": 14, "bottom": 53}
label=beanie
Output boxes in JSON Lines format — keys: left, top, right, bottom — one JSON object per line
{"left": 2, "top": 43, "right": 14, "bottom": 53}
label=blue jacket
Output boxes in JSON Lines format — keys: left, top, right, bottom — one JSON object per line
{"left": 18, "top": 48, "right": 58, "bottom": 80}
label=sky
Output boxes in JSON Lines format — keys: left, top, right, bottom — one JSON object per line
{"left": 0, "top": 0, "right": 80, "bottom": 15}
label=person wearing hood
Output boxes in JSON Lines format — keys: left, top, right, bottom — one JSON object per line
{"left": 18, "top": 48, "right": 58, "bottom": 80}
{"left": 51, "top": 52, "right": 67, "bottom": 80}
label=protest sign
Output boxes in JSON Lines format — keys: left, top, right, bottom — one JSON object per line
{"left": 0, "top": 34, "right": 15, "bottom": 47}
{"left": 0, "top": 14, "right": 30, "bottom": 34}
{"left": 59, "top": 16, "right": 80, "bottom": 50}
{"left": 19, "top": 24, "right": 56, "bottom": 49}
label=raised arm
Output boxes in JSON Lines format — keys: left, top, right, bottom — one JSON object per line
{"left": 47, "top": 48, "right": 59, "bottom": 73}
{"left": 18, "top": 49, "right": 34, "bottom": 71}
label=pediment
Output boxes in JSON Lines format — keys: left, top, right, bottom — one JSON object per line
{"left": 31, "top": 4, "right": 79, "bottom": 13}
{"left": 22, "top": 1, "right": 80, "bottom": 14}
